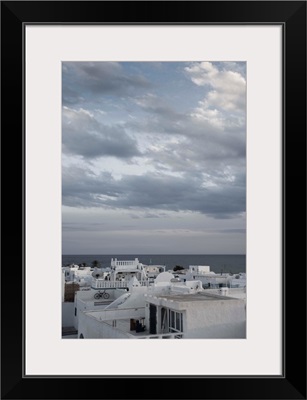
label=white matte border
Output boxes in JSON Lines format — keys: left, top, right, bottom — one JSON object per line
{"left": 25, "top": 25, "right": 282, "bottom": 376}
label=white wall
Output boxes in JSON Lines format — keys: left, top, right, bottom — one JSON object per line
{"left": 62, "top": 302, "right": 75, "bottom": 327}
{"left": 185, "top": 300, "right": 246, "bottom": 338}
{"left": 74, "top": 288, "right": 125, "bottom": 329}
{"left": 76, "top": 288, "right": 123, "bottom": 302}
{"left": 78, "top": 308, "right": 144, "bottom": 339}
{"left": 78, "top": 313, "right": 130, "bottom": 339}
{"left": 144, "top": 296, "right": 246, "bottom": 338}
{"left": 205, "top": 288, "right": 246, "bottom": 301}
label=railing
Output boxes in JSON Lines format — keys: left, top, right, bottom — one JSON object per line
{"left": 92, "top": 279, "right": 150, "bottom": 289}
{"left": 137, "top": 332, "right": 184, "bottom": 339}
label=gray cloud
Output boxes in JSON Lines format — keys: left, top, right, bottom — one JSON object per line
{"left": 62, "top": 85, "right": 84, "bottom": 106}
{"left": 217, "top": 228, "right": 246, "bottom": 234}
{"left": 62, "top": 222, "right": 107, "bottom": 232}
{"left": 134, "top": 94, "right": 183, "bottom": 119}
{"left": 62, "top": 62, "right": 246, "bottom": 253}
{"left": 135, "top": 124, "right": 245, "bottom": 181}
{"left": 62, "top": 62, "right": 151, "bottom": 105}
{"left": 62, "top": 107, "right": 141, "bottom": 159}
{"left": 126, "top": 96, "right": 188, "bottom": 137}
{"left": 62, "top": 166, "right": 245, "bottom": 218}
{"left": 125, "top": 93, "right": 245, "bottom": 167}
{"left": 62, "top": 167, "right": 120, "bottom": 207}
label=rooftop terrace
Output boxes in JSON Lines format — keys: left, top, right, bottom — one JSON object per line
{"left": 147, "top": 292, "right": 235, "bottom": 303}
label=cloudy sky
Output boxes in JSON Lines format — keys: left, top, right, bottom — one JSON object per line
{"left": 62, "top": 61, "right": 246, "bottom": 254}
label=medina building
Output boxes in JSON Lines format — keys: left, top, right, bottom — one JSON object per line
{"left": 76, "top": 274, "right": 246, "bottom": 339}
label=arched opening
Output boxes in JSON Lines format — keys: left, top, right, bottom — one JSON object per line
{"left": 79, "top": 333, "right": 84, "bottom": 339}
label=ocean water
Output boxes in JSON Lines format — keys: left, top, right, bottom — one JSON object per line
{"left": 62, "top": 254, "right": 246, "bottom": 274}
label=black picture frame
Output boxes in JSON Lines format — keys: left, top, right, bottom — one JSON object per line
{"left": 1, "top": 1, "right": 306, "bottom": 399}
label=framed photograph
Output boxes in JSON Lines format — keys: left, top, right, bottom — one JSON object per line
{"left": 1, "top": 1, "right": 306, "bottom": 399}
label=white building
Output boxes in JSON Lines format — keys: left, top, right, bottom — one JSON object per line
{"left": 76, "top": 273, "right": 246, "bottom": 339}
{"left": 174, "top": 265, "right": 246, "bottom": 289}
{"left": 62, "top": 264, "right": 93, "bottom": 287}
{"left": 144, "top": 292, "right": 245, "bottom": 339}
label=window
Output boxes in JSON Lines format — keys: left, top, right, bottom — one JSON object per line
{"left": 168, "top": 310, "right": 183, "bottom": 333}
{"left": 161, "top": 307, "right": 168, "bottom": 331}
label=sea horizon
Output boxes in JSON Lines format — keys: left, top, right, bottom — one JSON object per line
{"left": 62, "top": 254, "right": 246, "bottom": 274}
